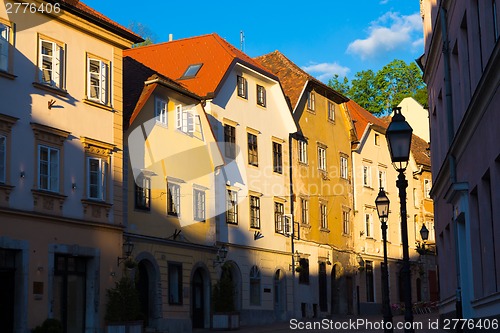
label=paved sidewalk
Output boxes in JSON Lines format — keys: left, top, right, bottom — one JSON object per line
{"left": 209, "top": 312, "right": 446, "bottom": 333}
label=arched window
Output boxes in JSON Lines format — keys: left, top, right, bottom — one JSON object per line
{"left": 249, "top": 265, "right": 261, "bottom": 305}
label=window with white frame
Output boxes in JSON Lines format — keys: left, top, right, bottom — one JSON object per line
{"left": 155, "top": 98, "right": 168, "bottom": 125}
{"left": 318, "top": 146, "right": 326, "bottom": 171}
{"left": 224, "top": 124, "right": 236, "bottom": 159}
{"left": 340, "top": 155, "right": 348, "bottom": 179}
{"left": 38, "top": 145, "right": 60, "bottom": 192}
{"left": 167, "top": 182, "right": 181, "bottom": 216}
{"left": 328, "top": 101, "right": 335, "bottom": 121}
{"left": 378, "top": 170, "right": 386, "bottom": 190}
{"left": 298, "top": 140, "right": 308, "bottom": 164}
{"left": 301, "top": 198, "right": 309, "bottom": 224}
{"left": 0, "top": 135, "right": 5, "bottom": 183}
{"left": 193, "top": 188, "right": 206, "bottom": 221}
{"left": 249, "top": 266, "right": 261, "bottom": 305}
{"left": 226, "top": 189, "right": 238, "bottom": 224}
{"left": 237, "top": 75, "right": 247, "bottom": 99}
{"left": 39, "top": 38, "right": 64, "bottom": 88}
{"left": 249, "top": 195, "right": 260, "bottom": 229}
{"left": 176, "top": 105, "right": 195, "bottom": 135}
{"left": 256, "top": 85, "right": 266, "bottom": 107}
{"left": 320, "top": 203, "right": 328, "bottom": 229}
{"left": 274, "top": 201, "right": 284, "bottom": 233}
{"left": 168, "top": 262, "right": 183, "bottom": 305}
{"left": 307, "top": 91, "right": 315, "bottom": 111}
{"left": 424, "top": 179, "right": 432, "bottom": 198}
{"left": 363, "top": 165, "right": 372, "bottom": 187}
{"left": 343, "top": 210, "right": 350, "bottom": 235}
{"left": 0, "top": 22, "right": 11, "bottom": 73}
{"left": 247, "top": 133, "right": 258, "bottom": 166}
{"left": 87, "top": 57, "right": 109, "bottom": 104}
{"left": 135, "top": 175, "right": 151, "bottom": 210}
{"left": 365, "top": 213, "right": 373, "bottom": 238}
{"left": 273, "top": 142, "right": 282, "bottom": 174}
{"left": 87, "top": 157, "right": 107, "bottom": 200}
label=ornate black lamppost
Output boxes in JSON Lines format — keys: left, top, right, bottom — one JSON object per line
{"left": 386, "top": 106, "right": 414, "bottom": 333}
{"left": 375, "top": 188, "right": 393, "bottom": 333}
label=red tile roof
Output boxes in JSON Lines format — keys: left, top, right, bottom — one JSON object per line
{"left": 124, "top": 33, "right": 276, "bottom": 98}
{"left": 56, "top": 1, "right": 143, "bottom": 43}
{"left": 255, "top": 50, "right": 348, "bottom": 111}
{"left": 345, "top": 100, "right": 388, "bottom": 140}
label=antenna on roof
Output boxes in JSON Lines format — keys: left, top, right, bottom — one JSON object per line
{"left": 240, "top": 30, "right": 245, "bottom": 51}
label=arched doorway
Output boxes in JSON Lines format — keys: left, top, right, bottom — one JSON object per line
{"left": 274, "top": 269, "right": 286, "bottom": 320}
{"left": 136, "top": 261, "right": 150, "bottom": 327}
{"left": 221, "top": 262, "right": 242, "bottom": 311}
{"left": 191, "top": 267, "right": 210, "bottom": 328}
{"left": 135, "top": 258, "right": 160, "bottom": 328}
{"left": 331, "top": 264, "right": 340, "bottom": 314}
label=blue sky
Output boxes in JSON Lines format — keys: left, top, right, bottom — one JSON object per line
{"left": 83, "top": 0, "right": 423, "bottom": 82}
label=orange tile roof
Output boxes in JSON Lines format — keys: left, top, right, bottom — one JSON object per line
{"left": 345, "top": 99, "right": 388, "bottom": 140}
{"left": 124, "top": 33, "right": 276, "bottom": 98}
{"left": 255, "top": 50, "right": 348, "bottom": 111}
{"left": 56, "top": 1, "right": 143, "bottom": 43}
{"left": 411, "top": 133, "right": 431, "bottom": 167}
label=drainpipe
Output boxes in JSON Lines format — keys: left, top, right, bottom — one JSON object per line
{"left": 289, "top": 132, "right": 296, "bottom": 317}
{"left": 440, "top": 5, "right": 462, "bottom": 324}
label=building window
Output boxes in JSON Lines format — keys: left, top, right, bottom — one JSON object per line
{"left": 193, "top": 189, "right": 205, "bottom": 221}
{"left": 226, "top": 189, "right": 238, "bottom": 224}
{"left": 168, "top": 263, "right": 183, "bottom": 305}
{"left": 155, "top": 98, "right": 168, "bottom": 125}
{"left": 0, "top": 135, "right": 4, "bottom": 183}
{"left": 365, "top": 213, "right": 373, "bottom": 238}
{"left": 301, "top": 198, "right": 309, "bottom": 224}
{"left": 298, "top": 258, "right": 309, "bottom": 284}
{"left": 340, "top": 155, "right": 348, "bottom": 179}
{"left": 328, "top": 101, "right": 335, "bottom": 121}
{"left": 374, "top": 133, "right": 380, "bottom": 146}
{"left": 320, "top": 203, "right": 328, "bottom": 229}
{"left": 87, "top": 56, "right": 109, "bottom": 104}
{"left": 176, "top": 105, "right": 195, "bottom": 134}
{"left": 363, "top": 165, "right": 372, "bottom": 187}
{"left": 224, "top": 124, "right": 236, "bottom": 159}
{"left": 249, "top": 195, "right": 260, "bottom": 229}
{"left": 298, "top": 140, "right": 308, "bottom": 164}
{"left": 274, "top": 201, "right": 284, "bottom": 233}
{"left": 424, "top": 179, "right": 432, "bottom": 198}
{"left": 307, "top": 91, "right": 315, "bottom": 111}
{"left": 87, "top": 157, "right": 107, "bottom": 200}
{"left": 318, "top": 146, "right": 326, "bottom": 171}
{"left": 247, "top": 133, "right": 258, "bottom": 166}
{"left": 343, "top": 210, "right": 350, "bottom": 235}
{"left": 134, "top": 176, "right": 151, "bottom": 210}
{"left": 273, "top": 142, "right": 282, "bottom": 174}
{"left": 413, "top": 188, "right": 419, "bottom": 207}
{"left": 256, "top": 85, "right": 266, "bottom": 107}
{"left": 38, "top": 145, "right": 60, "bottom": 192}
{"left": 167, "top": 182, "right": 181, "bottom": 216}
{"left": 0, "top": 22, "right": 12, "bottom": 73}
{"left": 39, "top": 38, "right": 64, "bottom": 89}
{"left": 494, "top": 0, "right": 499, "bottom": 41}
{"left": 366, "top": 261, "right": 374, "bottom": 302}
{"left": 378, "top": 170, "right": 386, "bottom": 189}
{"left": 237, "top": 75, "right": 247, "bottom": 99}
{"left": 249, "top": 266, "right": 261, "bottom": 305}
{"left": 181, "top": 63, "right": 202, "bottom": 79}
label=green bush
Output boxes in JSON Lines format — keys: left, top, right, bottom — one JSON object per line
{"left": 212, "top": 263, "right": 235, "bottom": 313}
{"left": 105, "top": 276, "right": 143, "bottom": 322}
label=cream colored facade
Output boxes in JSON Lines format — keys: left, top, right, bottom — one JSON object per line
{"left": 0, "top": 0, "right": 141, "bottom": 331}
{"left": 396, "top": 97, "right": 430, "bottom": 143}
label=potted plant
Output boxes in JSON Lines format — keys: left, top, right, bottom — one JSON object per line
{"left": 212, "top": 263, "right": 239, "bottom": 330}
{"left": 105, "top": 275, "right": 143, "bottom": 333}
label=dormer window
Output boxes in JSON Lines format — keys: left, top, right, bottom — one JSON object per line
{"left": 237, "top": 75, "right": 247, "bottom": 99}
{"left": 181, "top": 63, "right": 202, "bottom": 79}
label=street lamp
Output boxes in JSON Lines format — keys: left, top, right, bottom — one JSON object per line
{"left": 420, "top": 224, "right": 429, "bottom": 251}
{"left": 386, "top": 106, "right": 414, "bottom": 333}
{"left": 375, "top": 188, "right": 393, "bottom": 333}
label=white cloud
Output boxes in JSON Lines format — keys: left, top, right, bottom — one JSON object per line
{"left": 346, "top": 12, "right": 423, "bottom": 59}
{"left": 301, "top": 62, "right": 350, "bottom": 82}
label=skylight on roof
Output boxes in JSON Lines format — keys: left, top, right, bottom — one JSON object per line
{"left": 181, "top": 63, "right": 203, "bottom": 79}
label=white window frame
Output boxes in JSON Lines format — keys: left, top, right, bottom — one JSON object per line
{"left": 237, "top": 75, "right": 247, "bottom": 99}
{"left": 274, "top": 201, "right": 284, "bottom": 233}
{"left": 226, "top": 189, "right": 238, "bottom": 224}
{"left": 167, "top": 182, "right": 181, "bottom": 216}
{"left": 318, "top": 146, "right": 326, "bottom": 171}
{"left": 298, "top": 140, "right": 308, "bottom": 164}
{"left": 87, "top": 157, "right": 107, "bottom": 201}
{"left": 0, "top": 135, "right": 5, "bottom": 184}
{"left": 378, "top": 170, "right": 386, "bottom": 190}
{"left": 39, "top": 38, "right": 64, "bottom": 88}
{"left": 340, "top": 155, "right": 348, "bottom": 179}
{"left": 193, "top": 188, "right": 206, "bottom": 221}
{"left": 155, "top": 98, "right": 168, "bottom": 125}
{"left": 249, "top": 266, "right": 261, "bottom": 305}
{"left": 343, "top": 210, "right": 350, "bottom": 235}
{"left": 249, "top": 195, "right": 261, "bottom": 229}
{"left": 301, "top": 198, "right": 309, "bottom": 224}
{"left": 38, "top": 145, "right": 60, "bottom": 192}
{"left": 175, "top": 105, "right": 195, "bottom": 135}
{"left": 320, "top": 203, "right": 328, "bottom": 229}
{"left": 307, "top": 91, "right": 315, "bottom": 111}
{"left": 424, "top": 179, "right": 432, "bottom": 198}
{"left": 365, "top": 213, "right": 373, "bottom": 238}
{"left": 0, "top": 22, "right": 11, "bottom": 73}
{"left": 363, "top": 165, "right": 372, "bottom": 187}
{"left": 256, "top": 85, "right": 266, "bottom": 107}
{"left": 87, "top": 57, "right": 109, "bottom": 104}
{"left": 328, "top": 101, "right": 335, "bottom": 121}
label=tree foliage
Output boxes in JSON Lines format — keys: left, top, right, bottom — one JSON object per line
{"left": 328, "top": 59, "right": 428, "bottom": 115}
{"left": 128, "top": 22, "right": 157, "bottom": 48}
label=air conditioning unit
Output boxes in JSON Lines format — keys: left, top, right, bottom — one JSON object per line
{"left": 283, "top": 214, "right": 293, "bottom": 237}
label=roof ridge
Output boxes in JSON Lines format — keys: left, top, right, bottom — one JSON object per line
{"left": 125, "top": 33, "right": 217, "bottom": 52}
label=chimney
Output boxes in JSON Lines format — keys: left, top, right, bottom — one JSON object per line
{"left": 169, "top": 34, "right": 173, "bottom": 42}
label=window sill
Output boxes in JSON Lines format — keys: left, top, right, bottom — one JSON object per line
{"left": 320, "top": 228, "right": 330, "bottom": 233}
{"left": 134, "top": 206, "right": 151, "bottom": 212}
{"left": 81, "top": 199, "right": 113, "bottom": 222}
{"left": 227, "top": 221, "right": 238, "bottom": 226}
{"left": 298, "top": 161, "right": 308, "bottom": 166}
{"left": 0, "top": 70, "right": 16, "bottom": 80}
{"left": 0, "top": 183, "right": 15, "bottom": 208}
{"left": 83, "top": 99, "right": 114, "bottom": 112}
{"left": 306, "top": 109, "right": 315, "bottom": 114}
{"left": 32, "top": 82, "right": 68, "bottom": 96}
{"left": 300, "top": 223, "right": 311, "bottom": 229}
{"left": 32, "top": 189, "right": 67, "bottom": 215}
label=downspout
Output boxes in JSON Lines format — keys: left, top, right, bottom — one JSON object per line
{"left": 440, "top": 4, "right": 462, "bottom": 322}
{"left": 289, "top": 132, "right": 297, "bottom": 317}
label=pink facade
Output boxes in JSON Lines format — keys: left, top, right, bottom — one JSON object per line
{"left": 421, "top": 0, "right": 500, "bottom": 320}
